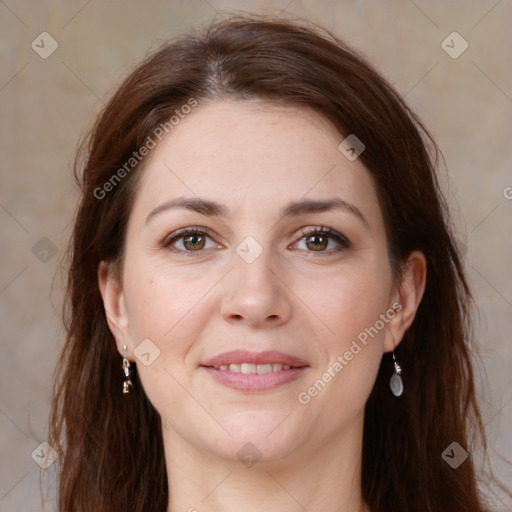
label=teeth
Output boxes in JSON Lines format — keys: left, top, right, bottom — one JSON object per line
{"left": 213, "top": 363, "right": 294, "bottom": 373}
{"left": 240, "top": 363, "right": 256, "bottom": 374}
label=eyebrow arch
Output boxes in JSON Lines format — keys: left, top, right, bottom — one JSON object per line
{"left": 146, "top": 197, "right": 227, "bottom": 224}
{"left": 281, "top": 198, "right": 369, "bottom": 229}
{"left": 145, "top": 196, "right": 370, "bottom": 229}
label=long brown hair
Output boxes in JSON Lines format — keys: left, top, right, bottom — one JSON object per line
{"left": 49, "top": 13, "right": 500, "bottom": 511}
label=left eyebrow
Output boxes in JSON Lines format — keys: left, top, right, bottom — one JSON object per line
{"left": 280, "top": 198, "right": 370, "bottom": 230}
{"left": 145, "top": 196, "right": 370, "bottom": 230}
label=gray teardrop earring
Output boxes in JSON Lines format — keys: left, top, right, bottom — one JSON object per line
{"left": 389, "top": 350, "right": 403, "bottom": 397}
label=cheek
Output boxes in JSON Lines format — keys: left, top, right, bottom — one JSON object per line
{"left": 121, "top": 263, "right": 214, "bottom": 414}
{"left": 304, "top": 262, "right": 393, "bottom": 346}
{"left": 296, "top": 260, "right": 392, "bottom": 401}
{"left": 296, "top": 286, "right": 388, "bottom": 433}
{"left": 123, "top": 258, "right": 217, "bottom": 347}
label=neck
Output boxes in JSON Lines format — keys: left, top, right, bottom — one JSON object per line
{"left": 163, "top": 414, "right": 370, "bottom": 512}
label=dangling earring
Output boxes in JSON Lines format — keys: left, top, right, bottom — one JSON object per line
{"left": 389, "top": 350, "right": 403, "bottom": 397}
{"left": 122, "top": 345, "right": 133, "bottom": 394}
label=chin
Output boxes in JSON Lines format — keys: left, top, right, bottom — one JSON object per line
{"left": 216, "top": 416, "right": 305, "bottom": 460}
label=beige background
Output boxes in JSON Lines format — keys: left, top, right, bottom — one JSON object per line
{"left": 1, "top": 1, "right": 511, "bottom": 510}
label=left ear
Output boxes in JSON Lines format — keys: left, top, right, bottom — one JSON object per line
{"left": 383, "top": 250, "right": 427, "bottom": 352}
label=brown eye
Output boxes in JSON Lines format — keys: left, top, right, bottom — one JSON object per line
{"left": 293, "top": 226, "right": 351, "bottom": 255}
{"left": 305, "top": 234, "right": 329, "bottom": 251}
{"left": 182, "top": 233, "right": 206, "bottom": 251}
{"left": 162, "top": 227, "right": 219, "bottom": 255}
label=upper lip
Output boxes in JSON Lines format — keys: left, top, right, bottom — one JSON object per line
{"left": 201, "top": 350, "right": 309, "bottom": 368}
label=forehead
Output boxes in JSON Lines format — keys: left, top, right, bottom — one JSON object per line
{"left": 132, "top": 99, "right": 381, "bottom": 224}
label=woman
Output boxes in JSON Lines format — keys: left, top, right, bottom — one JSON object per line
{"left": 49, "top": 13, "right": 502, "bottom": 512}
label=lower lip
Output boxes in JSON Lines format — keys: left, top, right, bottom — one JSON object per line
{"left": 201, "top": 366, "right": 308, "bottom": 392}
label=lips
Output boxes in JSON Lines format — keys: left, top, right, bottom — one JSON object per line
{"left": 201, "top": 350, "right": 309, "bottom": 369}
{"left": 200, "top": 350, "right": 310, "bottom": 392}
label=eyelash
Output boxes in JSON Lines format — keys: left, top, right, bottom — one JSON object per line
{"left": 161, "top": 226, "right": 351, "bottom": 257}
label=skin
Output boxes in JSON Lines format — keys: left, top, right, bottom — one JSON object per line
{"left": 99, "top": 99, "right": 426, "bottom": 512}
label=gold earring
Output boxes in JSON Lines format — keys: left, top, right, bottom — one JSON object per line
{"left": 122, "top": 345, "right": 133, "bottom": 394}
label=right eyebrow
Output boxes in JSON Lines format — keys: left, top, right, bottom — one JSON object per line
{"left": 146, "top": 197, "right": 227, "bottom": 225}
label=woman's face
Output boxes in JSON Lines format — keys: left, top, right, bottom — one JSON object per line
{"left": 101, "top": 99, "right": 414, "bottom": 465}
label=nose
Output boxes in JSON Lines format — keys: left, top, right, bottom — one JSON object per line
{"left": 219, "top": 245, "right": 293, "bottom": 329}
